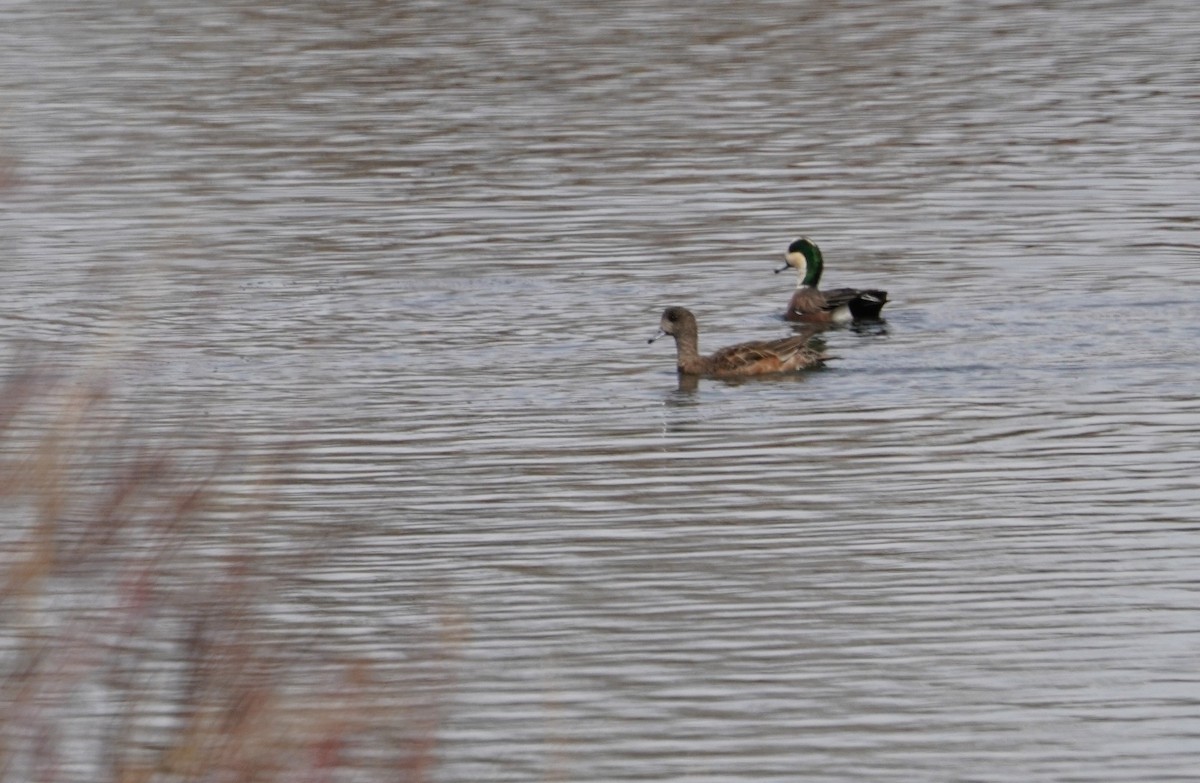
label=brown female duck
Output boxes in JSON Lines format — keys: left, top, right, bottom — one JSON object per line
{"left": 648, "top": 306, "right": 825, "bottom": 378}
{"left": 776, "top": 236, "right": 887, "bottom": 323}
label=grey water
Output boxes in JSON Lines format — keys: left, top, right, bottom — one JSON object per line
{"left": 2, "top": 0, "right": 1200, "bottom": 780}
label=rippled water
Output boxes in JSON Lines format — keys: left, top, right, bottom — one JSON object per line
{"left": 3, "top": 0, "right": 1200, "bottom": 780}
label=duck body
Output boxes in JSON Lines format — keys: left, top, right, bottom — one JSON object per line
{"left": 649, "top": 306, "right": 824, "bottom": 378}
{"left": 786, "top": 285, "right": 888, "bottom": 324}
{"left": 778, "top": 237, "right": 887, "bottom": 323}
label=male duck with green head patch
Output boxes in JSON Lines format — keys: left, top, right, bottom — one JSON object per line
{"left": 776, "top": 236, "right": 888, "bottom": 324}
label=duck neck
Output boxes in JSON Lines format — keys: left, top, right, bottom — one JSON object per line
{"left": 673, "top": 329, "right": 703, "bottom": 373}
{"left": 799, "top": 245, "right": 823, "bottom": 288}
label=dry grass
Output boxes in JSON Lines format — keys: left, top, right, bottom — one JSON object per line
{"left": 0, "top": 367, "right": 446, "bottom": 783}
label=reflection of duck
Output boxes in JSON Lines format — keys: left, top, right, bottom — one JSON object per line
{"left": 648, "top": 306, "right": 825, "bottom": 378}
{"left": 776, "top": 237, "right": 888, "bottom": 323}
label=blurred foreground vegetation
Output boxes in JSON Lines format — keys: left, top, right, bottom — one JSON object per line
{"left": 0, "top": 368, "right": 443, "bottom": 782}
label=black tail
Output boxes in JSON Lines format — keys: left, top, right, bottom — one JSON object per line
{"left": 848, "top": 290, "right": 888, "bottom": 320}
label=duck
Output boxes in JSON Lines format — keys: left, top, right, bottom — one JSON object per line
{"left": 775, "top": 236, "right": 887, "bottom": 323}
{"left": 648, "top": 306, "right": 825, "bottom": 378}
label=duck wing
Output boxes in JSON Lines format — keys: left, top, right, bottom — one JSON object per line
{"left": 822, "top": 287, "right": 888, "bottom": 319}
{"left": 763, "top": 333, "right": 825, "bottom": 368}
{"left": 708, "top": 334, "right": 824, "bottom": 374}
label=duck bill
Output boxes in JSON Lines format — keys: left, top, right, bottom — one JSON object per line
{"left": 647, "top": 329, "right": 667, "bottom": 344}
{"left": 774, "top": 261, "right": 790, "bottom": 274}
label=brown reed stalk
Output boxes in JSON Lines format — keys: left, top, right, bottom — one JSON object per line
{"left": 1, "top": 369, "right": 447, "bottom": 783}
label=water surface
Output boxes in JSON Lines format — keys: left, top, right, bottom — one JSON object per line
{"left": 2, "top": 1, "right": 1200, "bottom": 780}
